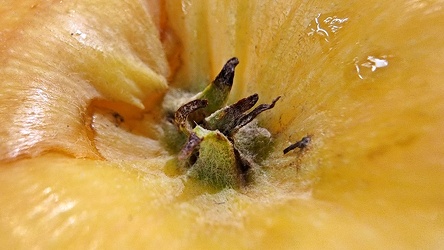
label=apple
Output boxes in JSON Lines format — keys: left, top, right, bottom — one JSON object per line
{"left": 1, "top": 0, "right": 443, "bottom": 248}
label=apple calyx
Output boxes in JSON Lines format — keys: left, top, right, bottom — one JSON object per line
{"left": 163, "top": 58, "right": 280, "bottom": 189}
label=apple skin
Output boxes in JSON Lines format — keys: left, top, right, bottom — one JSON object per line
{"left": 0, "top": 0, "right": 170, "bottom": 160}
{"left": 1, "top": 0, "right": 444, "bottom": 249}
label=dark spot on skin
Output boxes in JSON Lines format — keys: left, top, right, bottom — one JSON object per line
{"left": 112, "top": 112, "right": 124, "bottom": 127}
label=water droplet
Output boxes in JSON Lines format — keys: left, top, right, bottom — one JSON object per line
{"left": 307, "top": 13, "right": 349, "bottom": 42}
{"left": 354, "top": 55, "right": 391, "bottom": 80}
{"left": 72, "top": 29, "right": 87, "bottom": 40}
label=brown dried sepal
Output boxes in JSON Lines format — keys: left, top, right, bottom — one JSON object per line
{"left": 283, "top": 135, "right": 311, "bottom": 154}
{"left": 174, "top": 99, "right": 208, "bottom": 133}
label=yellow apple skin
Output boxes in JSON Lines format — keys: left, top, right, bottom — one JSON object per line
{"left": 1, "top": 0, "right": 444, "bottom": 249}
{"left": 0, "top": 0, "right": 169, "bottom": 160}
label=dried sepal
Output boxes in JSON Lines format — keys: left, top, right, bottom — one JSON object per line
{"left": 283, "top": 135, "right": 311, "bottom": 154}
{"left": 188, "top": 125, "right": 242, "bottom": 189}
{"left": 174, "top": 99, "right": 208, "bottom": 133}
{"left": 189, "top": 57, "right": 239, "bottom": 123}
{"left": 232, "top": 120, "right": 273, "bottom": 163}
{"left": 212, "top": 57, "right": 239, "bottom": 89}
{"left": 165, "top": 58, "right": 281, "bottom": 189}
{"left": 229, "top": 96, "right": 281, "bottom": 136}
{"left": 176, "top": 95, "right": 280, "bottom": 189}
{"left": 178, "top": 132, "right": 202, "bottom": 160}
{"left": 204, "top": 94, "right": 259, "bottom": 134}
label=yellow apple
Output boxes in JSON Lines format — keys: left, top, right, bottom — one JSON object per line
{"left": 1, "top": 0, "right": 443, "bottom": 248}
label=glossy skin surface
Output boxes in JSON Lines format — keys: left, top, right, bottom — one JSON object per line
{"left": 1, "top": 0, "right": 444, "bottom": 248}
